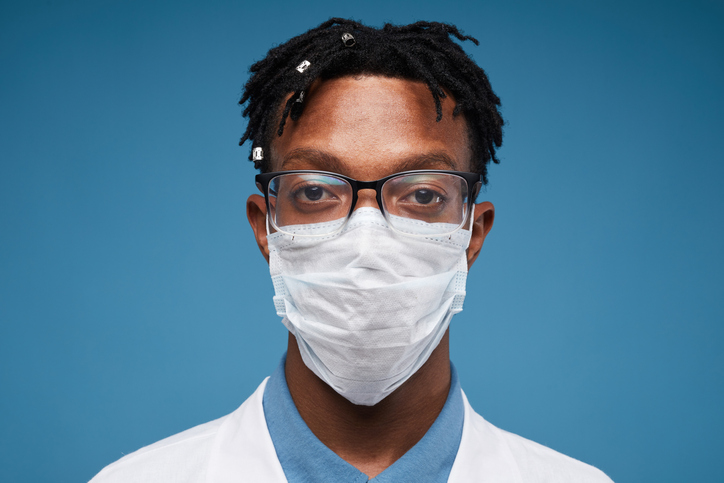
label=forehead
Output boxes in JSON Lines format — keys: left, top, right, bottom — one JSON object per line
{"left": 269, "top": 76, "right": 472, "bottom": 178}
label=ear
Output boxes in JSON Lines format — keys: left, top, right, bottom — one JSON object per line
{"left": 466, "top": 201, "right": 494, "bottom": 269}
{"left": 247, "top": 194, "right": 270, "bottom": 263}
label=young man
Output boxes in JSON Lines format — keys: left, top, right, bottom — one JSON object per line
{"left": 91, "top": 19, "right": 613, "bottom": 482}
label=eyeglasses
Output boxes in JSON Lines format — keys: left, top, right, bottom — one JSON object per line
{"left": 255, "top": 170, "right": 482, "bottom": 237}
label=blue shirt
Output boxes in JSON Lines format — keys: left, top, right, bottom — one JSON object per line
{"left": 262, "top": 355, "right": 464, "bottom": 483}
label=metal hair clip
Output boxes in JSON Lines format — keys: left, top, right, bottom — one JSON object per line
{"left": 341, "top": 33, "right": 355, "bottom": 47}
{"left": 252, "top": 147, "right": 264, "bottom": 161}
{"left": 296, "top": 60, "right": 311, "bottom": 73}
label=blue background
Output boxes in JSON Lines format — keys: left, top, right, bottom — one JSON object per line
{"left": 1, "top": 1, "right": 722, "bottom": 482}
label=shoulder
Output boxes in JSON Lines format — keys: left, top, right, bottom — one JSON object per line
{"left": 493, "top": 422, "right": 614, "bottom": 483}
{"left": 453, "top": 392, "right": 613, "bottom": 483}
{"left": 89, "top": 378, "right": 274, "bottom": 483}
{"left": 89, "top": 416, "right": 226, "bottom": 483}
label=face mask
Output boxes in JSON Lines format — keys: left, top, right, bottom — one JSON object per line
{"left": 267, "top": 208, "right": 471, "bottom": 406}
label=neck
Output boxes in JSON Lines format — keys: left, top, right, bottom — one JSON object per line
{"left": 284, "top": 331, "right": 451, "bottom": 478}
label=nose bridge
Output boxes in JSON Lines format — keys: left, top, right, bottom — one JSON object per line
{"left": 354, "top": 187, "right": 381, "bottom": 210}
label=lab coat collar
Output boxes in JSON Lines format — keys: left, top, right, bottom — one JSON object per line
{"left": 204, "top": 380, "right": 524, "bottom": 483}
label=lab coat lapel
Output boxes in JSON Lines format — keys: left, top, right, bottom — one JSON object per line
{"left": 448, "top": 391, "right": 524, "bottom": 483}
{"left": 205, "top": 378, "right": 287, "bottom": 483}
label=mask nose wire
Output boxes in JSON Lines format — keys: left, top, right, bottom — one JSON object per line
{"left": 348, "top": 186, "right": 386, "bottom": 225}
{"left": 340, "top": 187, "right": 385, "bottom": 234}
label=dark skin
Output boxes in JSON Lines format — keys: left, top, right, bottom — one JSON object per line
{"left": 247, "top": 76, "right": 494, "bottom": 478}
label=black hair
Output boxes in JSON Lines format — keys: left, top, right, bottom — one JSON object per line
{"left": 239, "top": 18, "right": 504, "bottom": 184}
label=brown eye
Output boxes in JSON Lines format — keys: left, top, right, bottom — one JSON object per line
{"left": 414, "top": 190, "right": 435, "bottom": 204}
{"left": 304, "top": 186, "right": 324, "bottom": 201}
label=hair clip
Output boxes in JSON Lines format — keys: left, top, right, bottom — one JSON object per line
{"left": 252, "top": 147, "right": 264, "bottom": 161}
{"left": 341, "top": 33, "right": 355, "bottom": 47}
{"left": 296, "top": 60, "right": 311, "bottom": 73}
{"left": 295, "top": 91, "right": 305, "bottom": 103}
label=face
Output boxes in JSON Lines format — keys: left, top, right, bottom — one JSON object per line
{"left": 247, "top": 75, "right": 494, "bottom": 268}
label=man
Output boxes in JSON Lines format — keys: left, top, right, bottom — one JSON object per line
{"left": 91, "top": 19, "right": 613, "bottom": 482}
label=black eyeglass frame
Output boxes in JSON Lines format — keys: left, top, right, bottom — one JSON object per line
{"left": 255, "top": 169, "right": 483, "bottom": 236}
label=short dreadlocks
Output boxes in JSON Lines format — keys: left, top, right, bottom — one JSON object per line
{"left": 239, "top": 18, "right": 504, "bottom": 184}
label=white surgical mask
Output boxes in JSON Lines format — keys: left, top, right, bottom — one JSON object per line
{"left": 267, "top": 208, "right": 471, "bottom": 406}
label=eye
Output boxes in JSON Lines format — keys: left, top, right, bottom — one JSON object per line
{"left": 413, "top": 189, "right": 439, "bottom": 205}
{"left": 292, "top": 182, "right": 335, "bottom": 202}
{"left": 303, "top": 185, "right": 324, "bottom": 201}
{"left": 400, "top": 187, "right": 446, "bottom": 207}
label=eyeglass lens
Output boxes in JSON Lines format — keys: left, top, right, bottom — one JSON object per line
{"left": 268, "top": 173, "right": 469, "bottom": 235}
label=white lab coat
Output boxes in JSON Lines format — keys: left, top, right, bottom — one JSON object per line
{"left": 90, "top": 379, "right": 613, "bottom": 482}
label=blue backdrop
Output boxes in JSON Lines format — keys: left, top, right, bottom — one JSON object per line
{"left": 1, "top": 1, "right": 722, "bottom": 482}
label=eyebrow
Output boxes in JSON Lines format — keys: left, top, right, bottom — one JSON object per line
{"left": 280, "top": 149, "right": 460, "bottom": 175}
{"left": 395, "top": 153, "right": 458, "bottom": 171}
{"left": 280, "top": 149, "right": 347, "bottom": 173}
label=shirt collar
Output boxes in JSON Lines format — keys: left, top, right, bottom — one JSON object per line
{"left": 262, "top": 354, "right": 464, "bottom": 483}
